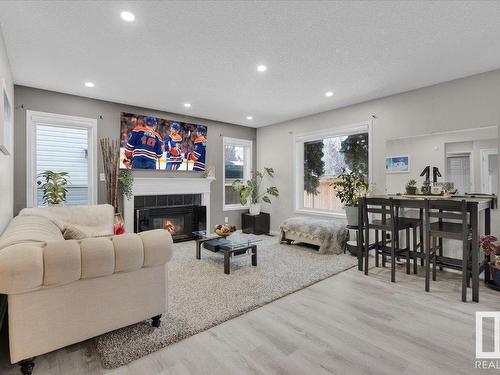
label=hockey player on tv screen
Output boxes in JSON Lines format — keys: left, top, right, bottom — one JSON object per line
{"left": 186, "top": 125, "right": 207, "bottom": 171}
{"left": 124, "top": 116, "right": 163, "bottom": 169}
{"left": 164, "top": 122, "right": 183, "bottom": 170}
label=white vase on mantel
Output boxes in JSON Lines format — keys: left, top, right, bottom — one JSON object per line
{"left": 249, "top": 203, "right": 261, "bottom": 216}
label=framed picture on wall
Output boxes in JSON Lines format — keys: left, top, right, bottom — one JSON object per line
{"left": 385, "top": 155, "right": 410, "bottom": 173}
{"left": 0, "top": 78, "right": 13, "bottom": 155}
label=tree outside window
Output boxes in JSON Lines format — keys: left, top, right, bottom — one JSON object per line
{"left": 303, "top": 132, "right": 368, "bottom": 211}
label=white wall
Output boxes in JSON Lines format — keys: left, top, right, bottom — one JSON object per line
{"left": 257, "top": 69, "right": 500, "bottom": 231}
{"left": 0, "top": 27, "right": 13, "bottom": 233}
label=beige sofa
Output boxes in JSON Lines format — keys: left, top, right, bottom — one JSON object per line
{"left": 0, "top": 204, "right": 173, "bottom": 374}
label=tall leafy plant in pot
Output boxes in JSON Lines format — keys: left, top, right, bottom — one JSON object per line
{"left": 37, "top": 171, "right": 69, "bottom": 205}
{"left": 331, "top": 169, "right": 368, "bottom": 226}
{"left": 232, "top": 167, "right": 279, "bottom": 215}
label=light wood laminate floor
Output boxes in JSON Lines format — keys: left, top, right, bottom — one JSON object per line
{"left": 1, "top": 264, "right": 500, "bottom": 375}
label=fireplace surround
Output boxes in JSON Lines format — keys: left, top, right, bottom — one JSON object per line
{"left": 123, "top": 177, "right": 214, "bottom": 237}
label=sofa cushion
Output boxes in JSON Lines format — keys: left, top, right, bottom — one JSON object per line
{"left": 80, "top": 238, "right": 115, "bottom": 279}
{"left": 111, "top": 233, "right": 144, "bottom": 273}
{"left": 19, "top": 204, "right": 114, "bottom": 237}
{"left": 0, "top": 215, "right": 64, "bottom": 250}
{"left": 43, "top": 240, "right": 81, "bottom": 287}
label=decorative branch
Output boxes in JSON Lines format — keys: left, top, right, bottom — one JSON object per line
{"left": 100, "top": 138, "right": 121, "bottom": 213}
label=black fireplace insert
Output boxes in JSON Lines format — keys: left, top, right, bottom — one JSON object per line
{"left": 134, "top": 194, "right": 206, "bottom": 242}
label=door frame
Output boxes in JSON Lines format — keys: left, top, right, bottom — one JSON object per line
{"left": 26, "top": 110, "right": 98, "bottom": 207}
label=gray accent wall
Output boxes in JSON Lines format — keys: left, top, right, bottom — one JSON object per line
{"left": 14, "top": 85, "right": 256, "bottom": 228}
{"left": 257, "top": 69, "right": 500, "bottom": 231}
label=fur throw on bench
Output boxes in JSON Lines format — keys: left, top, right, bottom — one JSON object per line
{"left": 280, "top": 216, "right": 347, "bottom": 254}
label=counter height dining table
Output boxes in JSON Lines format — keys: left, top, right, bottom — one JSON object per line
{"left": 357, "top": 194, "right": 496, "bottom": 302}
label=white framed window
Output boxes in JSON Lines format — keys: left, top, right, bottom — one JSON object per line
{"left": 223, "top": 137, "right": 253, "bottom": 211}
{"left": 294, "top": 122, "right": 372, "bottom": 218}
{"left": 26, "top": 110, "right": 98, "bottom": 207}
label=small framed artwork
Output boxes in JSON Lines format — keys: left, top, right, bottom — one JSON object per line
{"left": 0, "top": 79, "right": 13, "bottom": 155}
{"left": 385, "top": 155, "right": 410, "bottom": 174}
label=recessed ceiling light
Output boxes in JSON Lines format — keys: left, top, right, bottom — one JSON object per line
{"left": 257, "top": 65, "right": 267, "bottom": 72}
{"left": 120, "top": 11, "right": 135, "bottom": 22}
{"left": 184, "top": 103, "right": 191, "bottom": 108}
{"left": 246, "top": 116, "right": 253, "bottom": 120}
{"left": 325, "top": 91, "right": 333, "bottom": 97}
{"left": 84, "top": 81, "right": 95, "bottom": 88}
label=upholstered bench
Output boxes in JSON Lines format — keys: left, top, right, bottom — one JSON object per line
{"left": 280, "top": 216, "right": 347, "bottom": 254}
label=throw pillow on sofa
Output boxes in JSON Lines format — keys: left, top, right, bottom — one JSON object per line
{"left": 63, "top": 225, "right": 91, "bottom": 240}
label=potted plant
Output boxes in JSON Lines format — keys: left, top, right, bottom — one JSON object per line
{"left": 37, "top": 171, "right": 69, "bottom": 206}
{"left": 331, "top": 169, "right": 368, "bottom": 226}
{"left": 232, "top": 167, "right": 279, "bottom": 215}
{"left": 480, "top": 235, "right": 500, "bottom": 288}
{"left": 406, "top": 179, "right": 417, "bottom": 195}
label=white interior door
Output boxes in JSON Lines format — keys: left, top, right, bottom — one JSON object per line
{"left": 446, "top": 153, "right": 472, "bottom": 194}
{"left": 481, "top": 148, "right": 498, "bottom": 194}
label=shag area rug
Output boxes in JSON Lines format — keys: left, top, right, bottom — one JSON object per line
{"left": 95, "top": 235, "right": 357, "bottom": 368}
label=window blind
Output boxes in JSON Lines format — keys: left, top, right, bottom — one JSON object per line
{"left": 35, "top": 124, "right": 89, "bottom": 206}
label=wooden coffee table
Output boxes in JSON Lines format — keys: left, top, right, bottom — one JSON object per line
{"left": 193, "top": 231, "right": 259, "bottom": 274}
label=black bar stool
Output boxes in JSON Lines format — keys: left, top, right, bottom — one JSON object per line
{"left": 396, "top": 206, "right": 424, "bottom": 274}
{"left": 362, "top": 197, "right": 417, "bottom": 282}
{"left": 423, "top": 199, "right": 472, "bottom": 302}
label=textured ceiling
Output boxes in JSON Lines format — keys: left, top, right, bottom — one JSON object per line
{"left": 1, "top": 1, "right": 500, "bottom": 127}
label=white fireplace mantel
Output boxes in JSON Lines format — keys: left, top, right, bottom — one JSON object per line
{"left": 124, "top": 177, "right": 215, "bottom": 233}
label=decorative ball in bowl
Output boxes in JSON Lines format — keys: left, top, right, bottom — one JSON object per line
{"left": 214, "top": 224, "right": 236, "bottom": 237}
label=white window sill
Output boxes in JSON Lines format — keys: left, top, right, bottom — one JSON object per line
{"left": 294, "top": 208, "right": 347, "bottom": 220}
{"left": 223, "top": 204, "right": 250, "bottom": 212}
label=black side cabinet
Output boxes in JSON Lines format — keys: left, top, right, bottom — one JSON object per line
{"left": 242, "top": 212, "right": 270, "bottom": 235}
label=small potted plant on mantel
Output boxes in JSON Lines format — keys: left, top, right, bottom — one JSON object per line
{"left": 480, "top": 235, "right": 500, "bottom": 289}
{"left": 405, "top": 179, "right": 418, "bottom": 195}
{"left": 232, "top": 167, "right": 279, "bottom": 215}
{"left": 331, "top": 169, "right": 368, "bottom": 226}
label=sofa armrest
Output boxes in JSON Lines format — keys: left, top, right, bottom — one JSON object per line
{"left": 0, "top": 229, "right": 173, "bottom": 295}
{"left": 0, "top": 244, "right": 44, "bottom": 294}
{"left": 139, "top": 229, "right": 173, "bottom": 266}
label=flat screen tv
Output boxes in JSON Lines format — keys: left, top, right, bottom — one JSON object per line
{"left": 119, "top": 112, "right": 207, "bottom": 171}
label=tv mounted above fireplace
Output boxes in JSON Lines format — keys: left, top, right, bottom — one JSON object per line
{"left": 119, "top": 112, "right": 207, "bottom": 172}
